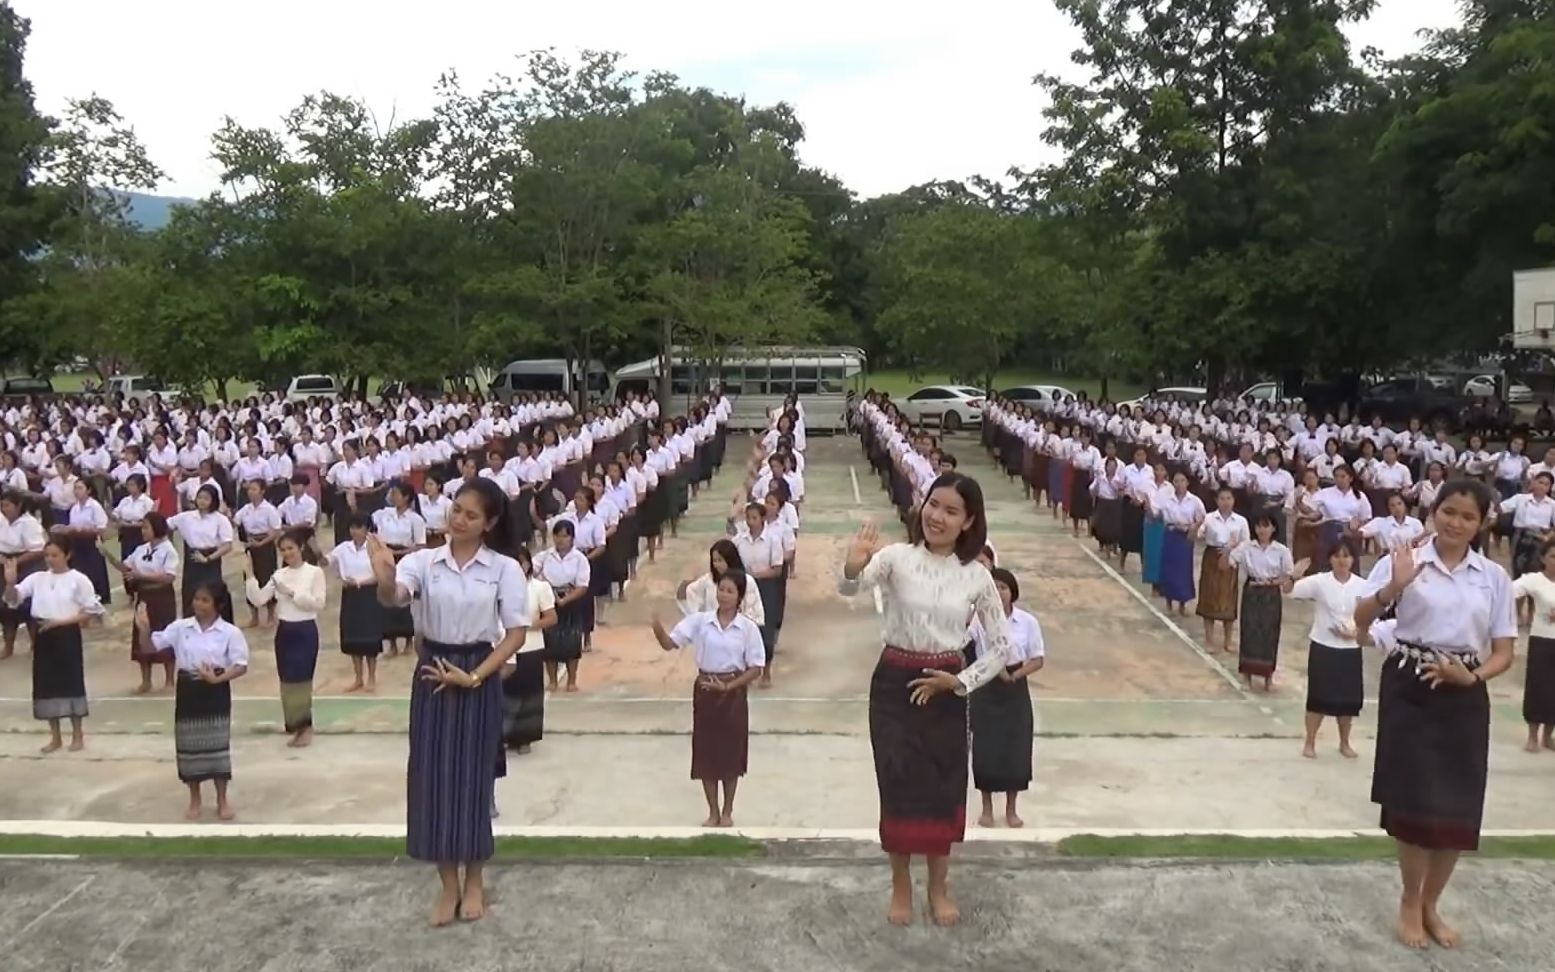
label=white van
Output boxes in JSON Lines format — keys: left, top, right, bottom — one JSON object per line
{"left": 489, "top": 359, "right": 611, "bottom": 404}
{"left": 285, "top": 374, "right": 341, "bottom": 402}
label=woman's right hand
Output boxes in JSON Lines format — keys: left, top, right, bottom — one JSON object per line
{"left": 1386, "top": 546, "right": 1421, "bottom": 595}
{"left": 845, "top": 522, "right": 880, "bottom": 576}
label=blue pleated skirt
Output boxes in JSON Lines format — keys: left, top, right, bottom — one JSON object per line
{"left": 1142, "top": 517, "right": 1166, "bottom": 585}
{"left": 1159, "top": 529, "right": 1196, "bottom": 603}
{"left": 407, "top": 640, "right": 501, "bottom": 863}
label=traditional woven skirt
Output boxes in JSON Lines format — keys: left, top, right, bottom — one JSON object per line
{"left": 338, "top": 584, "right": 384, "bottom": 657}
{"left": 1237, "top": 584, "right": 1282, "bottom": 677}
{"left": 969, "top": 665, "right": 1033, "bottom": 793}
{"left": 1195, "top": 547, "right": 1237, "bottom": 621}
{"left": 543, "top": 588, "right": 585, "bottom": 662}
{"left": 1306, "top": 641, "right": 1363, "bottom": 717}
{"left": 245, "top": 533, "right": 277, "bottom": 588}
{"left": 381, "top": 548, "right": 416, "bottom": 639}
{"left": 407, "top": 640, "right": 502, "bottom": 863}
{"left": 32, "top": 623, "right": 88, "bottom": 720}
{"left": 181, "top": 551, "right": 231, "bottom": 621}
{"left": 1069, "top": 469, "right": 1095, "bottom": 521}
{"left": 150, "top": 474, "right": 177, "bottom": 517}
{"left": 1121, "top": 500, "right": 1145, "bottom": 554}
{"left": 117, "top": 524, "right": 141, "bottom": 563}
{"left": 1046, "top": 456, "right": 1064, "bottom": 507}
{"left": 869, "top": 647, "right": 967, "bottom": 856}
{"left": 1031, "top": 453, "right": 1050, "bottom": 503}
{"left": 692, "top": 673, "right": 749, "bottom": 781}
{"left": 1512, "top": 529, "right": 1542, "bottom": 579}
{"left": 1159, "top": 528, "right": 1195, "bottom": 603}
{"left": 640, "top": 483, "right": 667, "bottom": 539}
{"left": 1372, "top": 650, "right": 1489, "bottom": 850}
{"left": 606, "top": 518, "right": 632, "bottom": 585}
{"left": 71, "top": 535, "right": 111, "bottom": 605}
{"left": 1525, "top": 635, "right": 1555, "bottom": 725}
{"left": 1292, "top": 519, "right": 1320, "bottom": 575}
{"left": 275, "top": 619, "right": 319, "bottom": 733}
{"left": 501, "top": 649, "right": 546, "bottom": 748}
{"left": 1142, "top": 517, "right": 1166, "bottom": 585}
{"left": 1092, "top": 497, "right": 1122, "bottom": 547}
{"left": 129, "top": 581, "right": 177, "bottom": 663}
{"left": 331, "top": 493, "right": 354, "bottom": 546}
{"left": 297, "top": 466, "right": 322, "bottom": 504}
{"left": 1059, "top": 461, "right": 1074, "bottom": 512}
{"left": 0, "top": 556, "right": 40, "bottom": 627}
{"left": 174, "top": 672, "right": 232, "bottom": 783}
{"left": 755, "top": 574, "right": 786, "bottom": 664}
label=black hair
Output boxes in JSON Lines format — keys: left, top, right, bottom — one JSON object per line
{"left": 195, "top": 484, "right": 222, "bottom": 510}
{"left": 290, "top": 474, "right": 310, "bottom": 487}
{"left": 551, "top": 518, "right": 576, "bottom": 539}
{"left": 43, "top": 536, "right": 71, "bottom": 560}
{"left": 144, "top": 511, "right": 170, "bottom": 539}
{"left": 939, "top": 452, "right": 958, "bottom": 469}
{"left": 347, "top": 512, "right": 372, "bottom": 532}
{"left": 1253, "top": 514, "right": 1278, "bottom": 533}
{"left": 126, "top": 473, "right": 147, "bottom": 492}
{"left": 455, "top": 476, "right": 519, "bottom": 558}
{"left": 1429, "top": 478, "right": 1493, "bottom": 521}
{"left": 990, "top": 566, "right": 1019, "bottom": 601}
{"left": 191, "top": 578, "right": 234, "bottom": 619}
{"left": 716, "top": 567, "right": 749, "bottom": 604}
{"left": 709, "top": 538, "right": 744, "bottom": 580}
{"left": 388, "top": 480, "right": 416, "bottom": 505}
{"left": 907, "top": 472, "right": 988, "bottom": 565}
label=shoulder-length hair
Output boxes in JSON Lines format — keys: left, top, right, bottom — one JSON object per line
{"left": 907, "top": 472, "right": 987, "bottom": 565}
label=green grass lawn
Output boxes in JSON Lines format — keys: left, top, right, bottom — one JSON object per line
{"left": 0, "top": 834, "right": 764, "bottom": 860}
{"left": 1056, "top": 834, "right": 1555, "bottom": 861}
{"left": 864, "top": 369, "right": 1143, "bottom": 403}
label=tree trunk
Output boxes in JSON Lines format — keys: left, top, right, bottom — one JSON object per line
{"left": 657, "top": 317, "right": 673, "bottom": 408}
{"left": 215, "top": 379, "right": 229, "bottom": 401}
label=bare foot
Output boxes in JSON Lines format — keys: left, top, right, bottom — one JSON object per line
{"left": 516, "top": 744, "right": 531, "bottom": 755}
{"left": 1301, "top": 744, "right": 1317, "bottom": 759}
{"left": 565, "top": 683, "right": 579, "bottom": 693}
{"left": 131, "top": 683, "right": 151, "bottom": 696}
{"left": 1339, "top": 745, "right": 1359, "bottom": 759}
{"left": 430, "top": 888, "right": 459, "bottom": 928}
{"left": 365, "top": 682, "right": 377, "bottom": 694}
{"left": 701, "top": 814, "right": 719, "bottom": 828}
{"left": 717, "top": 812, "right": 733, "bottom": 827}
{"left": 1423, "top": 907, "right": 1460, "bottom": 949}
{"left": 926, "top": 891, "right": 960, "bottom": 927}
{"left": 68, "top": 737, "right": 84, "bottom": 752}
{"left": 287, "top": 730, "right": 313, "bottom": 748}
{"left": 887, "top": 890, "right": 914, "bottom": 927}
{"left": 344, "top": 682, "right": 363, "bottom": 694}
{"left": 977, "top": 811, "right": 995, "bottom": 828}
{"left": 184, "top": 804, "right": 203, "bottom": 821}
{"left": 40, "top": 738, "right": 62, "bottom": 754}
{"left": 1396, "top": 902, "right": 1430, "bottom": 950}
{"left": 1005, "top": 811, "right": 1024, "bottom": 828}
{"left": 216, "top": 803, "right": 236, "bottom": 821}
{"left": 459, "top": 885, "right": 485, "bottom": 922}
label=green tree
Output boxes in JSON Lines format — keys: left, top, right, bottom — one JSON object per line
{"left": 0, "top": 2, "right": 54, "bottom": 370}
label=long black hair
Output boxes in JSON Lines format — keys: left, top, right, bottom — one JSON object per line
{"left": 708, "top": 538, "right": 745, "bottom": 580}
{"left": 457, "top": 476, "right": 519, "bottom": 558}
{"left": 907, "top": 472, "right": 988, "bottom": 564}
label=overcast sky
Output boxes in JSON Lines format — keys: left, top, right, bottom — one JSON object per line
{"left": 14, "top": 0, "right": 1462, "bottom": 200}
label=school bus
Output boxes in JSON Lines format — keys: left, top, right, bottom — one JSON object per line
{"left": 613, "top": 346, "right": 867, "bottom": 432}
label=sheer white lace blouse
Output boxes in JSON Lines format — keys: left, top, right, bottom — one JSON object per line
{"left": 839, "top": 542, "right": 1012, "bottom": 694}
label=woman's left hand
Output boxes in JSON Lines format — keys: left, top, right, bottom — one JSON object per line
{"left": 419, "top": 656, "right": 476, "bottom": 693}
{"left": 908, "top": 669, "right": 961, "bottom": 705}
{"left": 1419, "top": 651, "right": 1476, "bottom": 689}
{"left": 197, "top": 663, "right": 223, "bottom": 684}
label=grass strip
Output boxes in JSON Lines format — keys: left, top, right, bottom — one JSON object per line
{"left": 1056, "top": 834, "right": 1555, "bottom": 861}
{"left": 0, "top": 834, "right": 763, "bottom": 860}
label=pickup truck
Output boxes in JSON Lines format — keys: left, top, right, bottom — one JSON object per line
{"left": 104, "top": 375, "right": 182, "bottom": 399}
{"left": 1356, "top": 376, "right": 1471, "bottom": 431}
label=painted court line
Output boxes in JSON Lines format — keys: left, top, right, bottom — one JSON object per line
{"left": 4, "top": 820, "right": 1553, "bottom": 843}
{"left": 2, "top": 873, "right": 95, "bottom": 947}
{"left": 848, "top": 464, "right": 862, "bottom": 505}
{"left": 1070, "top": 539, "right": 1253, "bottom": 700}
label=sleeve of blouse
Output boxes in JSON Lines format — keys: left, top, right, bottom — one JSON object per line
{"left": 1362, "top": 553, "right": 1394, "bottom": 597}
{"left": 839, "top": 542, "right": 896, "bottom": 596}
{"left": 957, "top": 571, "right": 1013, "bottom": 695}
{"left": 743, "top": 619, "right": 767, "bottom": 669}
{"left": 742, "top": 583, "right": 766, "bottom": 626}
{"left": 667, "top": 614, "right": 697, "bottom": 648}
{"left": 1489, "top": 568, "right": 1517, "bottom": 640}
{"left": 245, "top": 574, "right": 276, "bottom": 608}
{"left": 292, "top": 566, "right": 327, "bottom": 613}
{"left": 216, "top": 515, "right": 234, "bottom": 543}
{"left": 496, "top": 558, "right": 531, "bottom": 630}
{"left": 411, "top": 516, "right": 427, "bottom": 546}
{"left": 71, "top": 573, "right": 105, "bottom": 616}
{"left": 150, "top": 621, "right": 177, "bottom": 653}
{"left": 535, "top": 583, "right": 556, "bottom": 614}
{"left": 1289, "top": 575, "right": 1321, "bottom": 601}
{"left": 227, "top": 627, "right": 251, "bottom": 668}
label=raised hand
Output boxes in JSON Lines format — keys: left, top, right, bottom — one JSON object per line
{"left": 364, "top": 535, "right": 397, "bottom": 583}
{"left": 1388, "top": 545, "right": 1421, "bottom": 592}
{"left": 845, "top": 521, "right": 881, "bottom": 577}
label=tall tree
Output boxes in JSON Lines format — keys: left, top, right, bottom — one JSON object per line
{"left": 0, "top": 2, "right": 54, "bottom": 370}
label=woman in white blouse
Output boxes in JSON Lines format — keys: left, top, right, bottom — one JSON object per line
{"left": 1512, "top": 539, "right": 1555, "bottom": 754}
{"left": 1229, "top": 515, "right": 1306, "bottom": 691}
{"left": 0, "top": 489, "right": 47, "bottom": 659}
{"left": 168, "top": 484, "right": 235, "bottom": 622}
{"left": 841, "top": 472, "right": 1013, "bottom": 928}
{"left": 2, "top": 538, "right": 104, "bottom": 753}
{"left": 373, "top": 482, "right": 428, "bottom": 655}
{"left": 246, "top": 530, "right": 327, "bottom": 747}
{"left": 500, "top": 545, "right": 557, "bottom": 759}
{"left": 234, "top": 479, "right": 282, "bottom": 629}
{"left": 1285, "top": 543, "right": 1368, "bottom": 758}
{"left": 110, "top": 473, "right": 155, "bottom": 563}
{"left": 135, "top": 577, "right": 250, "bottom": 821}
{"left": 652, "top": 570, "right": 765, "bottom": 828}
{"left": 968, "top": 567, "right": 1045, "bottom": 830}
{"left": 328, "top": 513, "right": 383, "bottom": 691}
{"left": 534, "top": 519, "right": 591, "bottom": 693}
{"left": 677, "top": 538, "right": 765, "bottom": 626}
{"left": 53, "top": 479, "right": 112, "bottom": 605}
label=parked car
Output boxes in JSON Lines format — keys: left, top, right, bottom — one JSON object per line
{"left": 1238, "top": 381, "right": 1305, "bottom": 405}
{"left": 1463, "top": 374, "right": 1533, "bottom": 404}
{"left": 285, "top": 374, "right": 342, "bottom": 402}
{"left": 104, "top": 375, "right": 181, "bottom": 399}
{"left": 1118, "top": 386, "right": 1207, "bottom": 410}
{"left": 1001, "top": 384, "right": 1076, "bottom": 406}
{"left": 898, "top": 385, "right": 985, "bottom": 431}
{"left": 1357, "top": 376, "right": 1470, "bottom": 430}
{"left": 0, "top": 376, "right": 56, "bottom": 401}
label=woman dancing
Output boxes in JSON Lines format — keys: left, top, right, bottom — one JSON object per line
{"left": 2, "top": 538, "right": 103, "bottom": 752}
{"left": 840, "top": 472, "right": 1013, "bottom": 927}
{"left": 969, "top": 566, "right": 1045, "bottom": 829}
{"left": 1354, "top": 479, "right": 1516, "bottom": 951}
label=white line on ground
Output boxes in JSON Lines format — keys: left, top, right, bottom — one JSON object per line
{"left": 0, "top": 694, "right": 1384, "bottom": 706}
{"left": 2, "top": 820, "right": 1552, "bottom": 843}
{"left": 2, "top": 873, "right": 95, "bottom": 947}
{"left": 849, "top": 465, "right": 862, "bottom": 505}
{"left": 1070, "top": 539, "right": 1254, "bottom": 700}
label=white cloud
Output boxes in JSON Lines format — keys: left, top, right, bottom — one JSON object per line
{"left": 11, "top": 0, "right": 1464, "bottom": 200}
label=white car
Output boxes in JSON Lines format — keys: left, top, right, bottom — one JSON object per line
{"left": 286, "top": 374, "right": 342, "bottom": 402}
{"left": 898, "top": 385, "right": 985, "bottom": 431}
{"left": 104, "top": 375, "right": 181, "bottom": 399}
{"left": 1118, "top": 386, "right": 1206, "bottom": 410}
{"left": 1001, "top": 384, "right": 1077, "bottom": 406}
{"left": 1463, "top": 374, "right": 1532, "bottom": 403}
